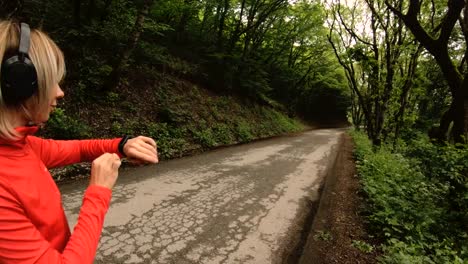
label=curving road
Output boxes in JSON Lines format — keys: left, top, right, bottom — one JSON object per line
{"left": 59, "top": 129, "right": 344, "bottom": 264}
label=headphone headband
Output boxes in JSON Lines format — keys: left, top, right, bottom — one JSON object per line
{"left": 18, "top": 23, "right": 31, "bottom": 56}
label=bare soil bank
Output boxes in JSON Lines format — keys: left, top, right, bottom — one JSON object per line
{"left": 297, "top": 133, "right": 381, "bottom": 264}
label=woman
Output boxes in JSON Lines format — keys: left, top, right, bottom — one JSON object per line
{"left": 0, "top": 20, "right": 158, "bottom": 263}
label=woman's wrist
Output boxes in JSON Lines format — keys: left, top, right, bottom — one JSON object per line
{"left": 118, "top": 135, "right": 131, "bottom": 157}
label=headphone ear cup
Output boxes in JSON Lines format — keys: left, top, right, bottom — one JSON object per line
{"left": 1, "top": 55, "right": 38, "bottom": 106}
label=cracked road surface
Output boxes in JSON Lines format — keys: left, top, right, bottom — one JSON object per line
{"left": 59, "top": 129, "right": 343, "bottom": 263}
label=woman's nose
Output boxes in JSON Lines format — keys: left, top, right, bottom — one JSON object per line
{"left": 56, "top": 86, "right": 65, "bottom": 99}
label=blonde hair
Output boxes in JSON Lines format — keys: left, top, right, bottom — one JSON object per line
{"left": 0, "top": 20, "right": 65, "bottom": 140}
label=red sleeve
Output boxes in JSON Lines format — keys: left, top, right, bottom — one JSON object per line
{"left": 0, "top": 185, "right": 111, "bottom": 264}
{"left": 26, "top": 137, "right": 123, "bottom": 168}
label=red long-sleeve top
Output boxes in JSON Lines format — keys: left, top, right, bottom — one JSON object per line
{"left": 0, "top": 126, "right": 122, "bottom": 263}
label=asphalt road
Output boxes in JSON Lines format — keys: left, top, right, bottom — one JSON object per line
{"left": 59, "top": 128, "right": 344, "bottom": 264}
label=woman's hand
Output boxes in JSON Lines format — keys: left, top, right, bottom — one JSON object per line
{"left": 89, "top": 153, "right": 122, "bottom": 190}
{"left": 123, "top": 136, "right": 159, "bottom": 165}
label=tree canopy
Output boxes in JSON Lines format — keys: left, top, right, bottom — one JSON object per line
{"left": 1, "top": 0, "right": 351, "bottom": 123}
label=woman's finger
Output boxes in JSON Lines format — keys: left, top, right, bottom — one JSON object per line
{"left": 137, "top": 140, "right": 157, "bottom": 154}
{"left": 127, "top": 147, "right": 158, "bottom": 163}
{"left": 138, "top": 136, "right": 157, "bottom": 148}
{"left": 128, "top": 142, "right": 157, "bottom": 158}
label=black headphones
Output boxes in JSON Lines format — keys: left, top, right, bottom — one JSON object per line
{"left": 0, "top": 23, "right": 38, "bottom": 106}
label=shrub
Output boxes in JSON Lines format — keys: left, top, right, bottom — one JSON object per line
{"left": 144, "top": 123, "right": 189, "bottom": 159}
{"left": 351, "top": 130, "right": 468, "bottom": 263}
{"left": 212, "top": 124, "right": 235, "bottom": 145}
{"left": 403, "top": 137, "right": 468, "bottom": 232}
{"left": 352, "top": 240, "right": 374, "bottom": 253}
{"left": 110, "top": 121, "right": 136, "bottom": 136}
{"left": 236, "top": 121, "right": 254, "bottom": 142}
{"left": 349, "top": 129, "right": 373, "bottom": 160}
{"left": 193, "top": 128, "right": 217, "bottom": 148}
{"left": 45, "top": 108, "right": 91, "bottom": 139}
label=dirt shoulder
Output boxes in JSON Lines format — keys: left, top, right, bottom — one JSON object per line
{"left": 298, "top": 133, "right": 381, "bottom": 264}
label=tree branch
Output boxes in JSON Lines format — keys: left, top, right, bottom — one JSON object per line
{"left": 327, "top": 26, "right": 371, "bottom": 121}
{"left": 364, "top": 0, "right": 387, "bottom": 31}
{"left": 438, "top": 0, "right": 465, "bottom": 44}
{"left": 385, "top": 0, "right": 437, "bottom": 52}
{"left": 335, "top": 1, "right": 374, "bottom": 46}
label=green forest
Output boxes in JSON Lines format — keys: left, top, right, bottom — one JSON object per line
{"left": 1, "top": 0, "right": 350, "bottom": 155}
{"left": 1, "top": 0, "right": 467, "bottom": 262}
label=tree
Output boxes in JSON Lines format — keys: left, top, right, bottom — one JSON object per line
{"left": 386, "top": 0, "right": 467, "bottom": 142}
{"left": 327, "top": 0, "right": 421, "bottom": 145}
{"left": 4, "top": 0, "right": 350, "bottom": 123}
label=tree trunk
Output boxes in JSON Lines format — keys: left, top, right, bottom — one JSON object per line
{"left": 451, "top": 71, "right": 468, "bottom": 142}
{"left": 242, "top": 34, "right": 251, "bottom": 60}
{"left": 200, "top": 1, "right": 213, "bottom": 36}
{"left": 100, "top": 0, "right": 113, "bottom": 21}
{"left": 176, "top": 0, "right": 194, "bottom": 42}
{"left": 87, "top": 0, "right": 96, "bottom": 22}
{"left": 216, "top": 0, "right": 229, "bottom": 50}
{"left": 38, "top": 1, "right": 49, "bottom": 27}
{"left": 434, "top": 103, "right": 455, "bottom": 141}
{"left": 453, "top": 96, "right": 465, "bottom": 142}
{"left": 393, "top": 46, "right": 421, "bottom": 148}
{"left": 228, "top": 0, "right": 246, "bottom": 53}
{"left": 103, "top": 0, "right": 154, "bottom": 91}
{"left": 73, "top": 0, "right": 81, "bottom": 28}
